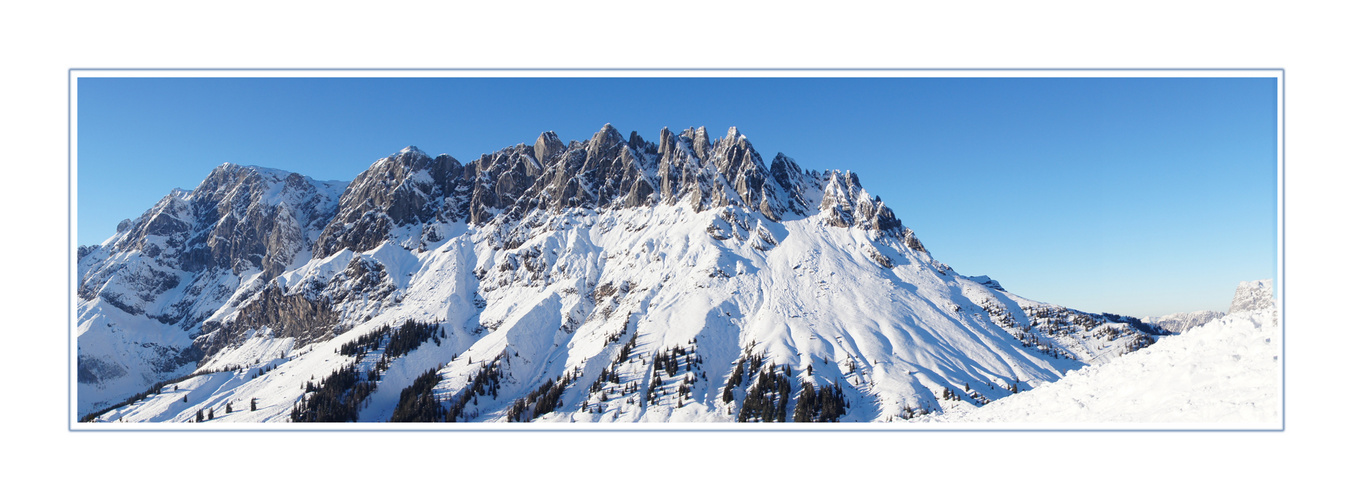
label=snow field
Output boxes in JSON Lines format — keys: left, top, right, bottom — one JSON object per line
{"left": 918, "top": 308, "right": 1280, "bottom": 426}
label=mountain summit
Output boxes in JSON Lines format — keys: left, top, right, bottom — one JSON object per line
{"left": 78, "top": 126, "right": 1166, "bottom": 423}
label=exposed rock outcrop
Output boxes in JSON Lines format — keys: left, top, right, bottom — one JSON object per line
{"left": 310, "top": 124, "right": 909, "bottom": 258}
{"left": 1229, "top": 279, "right": 1275, "bottom": 315}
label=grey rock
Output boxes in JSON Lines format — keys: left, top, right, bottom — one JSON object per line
{"left": 534, "top": 131, "right": 564, "bottom": 166}
{"left": 200, "top": 282, "right": 341, "bottom": 357}
{"left": 314, "top": 147, "right": 454, "bottom": 254}
{"left": 77, "top": 244, "right": 101, "bottom": 262}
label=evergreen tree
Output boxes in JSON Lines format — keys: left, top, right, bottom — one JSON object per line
{"left": 391, "top": 368, "right": 445, "bottom": 422}
{"left": 722, "top": 359, "right": 745, "bottom": 403}
{"left": 290, "top": 362, "right": 378, "bottom": 422}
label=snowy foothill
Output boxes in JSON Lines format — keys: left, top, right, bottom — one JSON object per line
{"left": 917, "top": 306, "right": 1280, "bottom": 427}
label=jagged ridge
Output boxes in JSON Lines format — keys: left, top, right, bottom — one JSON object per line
{"left": 312, "top": 125, "right": 908, "bottom": 256}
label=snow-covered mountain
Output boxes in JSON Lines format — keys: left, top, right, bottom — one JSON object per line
{"left": 77, "top": 165, "right": 346, "bottom": 414}
{"left": 922, "top": 280, "right": 1280, "bottom": 425}
{"left": 77, "top": 125, "right": 1169, "bottom": 424}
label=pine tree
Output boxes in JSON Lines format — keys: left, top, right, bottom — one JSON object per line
{"left": 208, "top": 408, "right": 214, "bottom": 420}
{"left": 250, "top": 398, "right": 258, "bottom": 411}
{"left": 195, "top": 409, "right": 203, "bottom": 422}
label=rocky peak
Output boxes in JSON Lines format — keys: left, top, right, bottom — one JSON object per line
{"left": 315, "top": 146, "right": 469, "bottom": 255}
{"left": 109, "top": 163, "right": 271, "bottom": 259}
{"left": 588, "top": 123, "right": 625, "bottom": 153}
{"left": 80, "top": 162, "right": 344, "bottom": 329}
{"left": 182, "top": 163, "right": 343, "bottom": 276}
{"left": 767, "top": 153, "right": 812, "bottom": 215}
{"left": 703, "top": 127, "right": 786, "bottom": 220}
{"left": 534, "top": 131, "right": 564, "bottom": 166}
{"left": 628, "top": 130, "right": 654, "bottom": 155}
{"left": 682, "top": 126, "right": 713, "bottom": 162}
{"left": 378, "top": 146, "right": 435, "bottom": 180}
{"left": 769, "top": 153, "right": 800, "bottom": 190}
{"left": 818, "top": 169, "right": 904, "bottom": 236}
{"left": 654, "top": 127, "right": 695, "bottom": 204}
{"left": 397, "top": 145, "right": 427, "bottom": 158}
{"left": 1229, "top": 279, "right": 1275, "bottom": 314}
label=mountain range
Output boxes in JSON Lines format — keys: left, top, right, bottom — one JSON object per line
{"left": 77, "top": 124, "right": 1172, "bottom": 423}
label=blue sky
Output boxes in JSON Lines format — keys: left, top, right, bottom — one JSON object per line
{"left": 76, "top": 76, "right": 1278, "bottom": 317}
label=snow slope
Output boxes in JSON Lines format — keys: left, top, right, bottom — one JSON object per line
{"left": 85, "top": 203, "right": 1162, "bottom": 425}
{"left": 917, "top": 306, "right": 1280, "bottom": 427}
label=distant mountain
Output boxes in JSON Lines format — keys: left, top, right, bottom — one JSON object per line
{"left": 1145, "top": 310, "right": 1226, "bottom": 334}
{"left": 78, "top": 125, "right": 1167, "bottom": 423}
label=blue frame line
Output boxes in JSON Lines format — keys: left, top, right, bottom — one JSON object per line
{"left": 1281, "top": 70, "right": 1286, "bottom": 432}
{"left": 68, "top": 69, "right": 74, "bottom": 429}
{"left": 69, "top": 67, "right": 1286, "bottom": 73}
{"left": 67, "top": 68, "right": 1286, "bottom": 433}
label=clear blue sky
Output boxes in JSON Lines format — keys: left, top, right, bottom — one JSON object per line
{"left": 77, "top": 76, "right": 1278, "bottom": 317}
